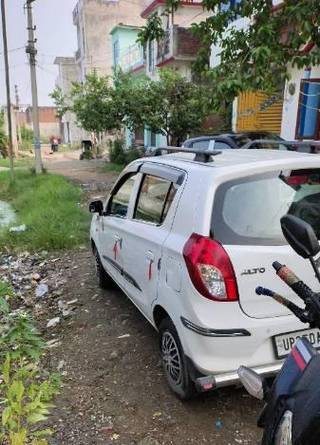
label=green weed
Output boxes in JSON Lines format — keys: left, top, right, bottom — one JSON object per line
{"left": 0, "top": 171, "right": 90, "bottom": 252}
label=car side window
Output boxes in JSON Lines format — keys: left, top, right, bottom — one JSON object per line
{"left": 134, "top": 175, "right": 178, "bottom": 225}
{"left": 192, "top": 140, "right": 210, "bottom": 150}
{"left": 108, "top": 173, "right": 137, "bottom": 218}
{"left": 214, "top": 141, "right": 232, "bottom": 150}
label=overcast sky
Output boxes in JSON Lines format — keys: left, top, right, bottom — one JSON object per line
{"left": 0, "top": 0, "right": 77, "bottom": 106}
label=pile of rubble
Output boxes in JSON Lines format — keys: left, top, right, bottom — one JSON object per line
{"left": 0, "top": 251, "right": 81, "bottom": 342}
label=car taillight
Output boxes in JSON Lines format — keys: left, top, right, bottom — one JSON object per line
{"left": 183, "top": 233, "right": 239, "bottom": 302}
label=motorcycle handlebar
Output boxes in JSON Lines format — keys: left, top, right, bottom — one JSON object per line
{"left": 272, "top": 262, "right": 314, "bottom": 302}
{"left": 256, "top": 286, "right": 309, "bottom": 323}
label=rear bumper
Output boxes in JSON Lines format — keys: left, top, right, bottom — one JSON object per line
{"left": 178, "top": 311, "right": 303, "bottom": 377}
{"left": 196, "top": 362, "right": 282, "bottom": 392}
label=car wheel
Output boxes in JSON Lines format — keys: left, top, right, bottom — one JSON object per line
{"left": 159, "top": 318, "right": 195, "bottom": 400}
{"left": 94, "top": 248, "right": 113, "bottom": 289}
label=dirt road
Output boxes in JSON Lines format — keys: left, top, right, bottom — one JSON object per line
{"left": 42, "top": 153, "right": 262, "bottom": 445}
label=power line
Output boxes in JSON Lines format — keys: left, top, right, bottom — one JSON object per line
{"left": 0, "top": 45, "right": 25, "bottom": 56}
{"left": 37, "top": 63, "right": 78, "bottom": 85}
{"left": 0, "top": 62, "right": 28, "bottom": 72}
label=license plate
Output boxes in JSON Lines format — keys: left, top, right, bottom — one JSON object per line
{"left": 273, "top": 328, "right": 320, "bottom": 359}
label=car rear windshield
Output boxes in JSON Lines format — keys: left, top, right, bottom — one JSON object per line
{"left": 212, "top": 169, "right": 320, "bottom": 246}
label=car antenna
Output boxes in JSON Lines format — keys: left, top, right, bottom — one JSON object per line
{"left": 153, "top": 146, "right": 222, "bottom": 163}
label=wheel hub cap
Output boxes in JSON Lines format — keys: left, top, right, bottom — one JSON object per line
{"left": 161, "top": 332, "right": 182, "bottom": 385}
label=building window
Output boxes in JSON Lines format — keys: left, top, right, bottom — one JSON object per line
{"left": 148, "top": 40, "right": 155, "bottom": 73}
{"left": 296, "top": 79, "right": 320, "bottom": 140}
{"left": 113, "top": 39, "right": 120, "bottom": 67}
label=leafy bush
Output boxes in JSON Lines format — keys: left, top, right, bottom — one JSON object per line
{"left": 19, "top": 127, "right": 34, "bottom": 151}
{"left": 0, "top": 112, "right": 8, "bottom": 158}
{"left": 0, "top": 281, "right": 61, "bottom": 445}
{"left": 109, "top": 139, "right": 126, "bottom": 164}
{"left": 109, "top": 139, "right": 141, "bottom": 165}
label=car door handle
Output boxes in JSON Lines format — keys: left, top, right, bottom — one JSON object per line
{"left": 146, "top": 250, "right": 155, "bottom": 261}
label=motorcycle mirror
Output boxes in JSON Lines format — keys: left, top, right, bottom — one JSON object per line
{"left": 280, "top": 215, "right": 320, "bottom": 259}
{"left": 237, "top": 366, "right": 266, "bottom": 401}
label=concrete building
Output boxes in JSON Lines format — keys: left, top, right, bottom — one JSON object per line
{"left": 140, "top": 0, "right": 210, "bottom": 82}
{"left": 54, "top": 57, "right": 83, "bottom": 144}
{"left": 115, "top": 0, "right": 211, "bottom": 148}
{"left": 73, "top": 0, "right": 147, "bottom": 81}
{"left": 110, "top": 24, "right": 144, "bottom": 73}
{"left": 24, "top": 107, "right": 60, "bottom": 141}
{"left": 209, "top": 0, "right": 320, "bottom": 143}
{"left": 4, "top": 106, "right": 60, "bottom": 151}
{"left": 210, "top": 0, "right": 285, "bottom": 136}
{"left": 281, "top": 52, "right": 320, "bottom": 142}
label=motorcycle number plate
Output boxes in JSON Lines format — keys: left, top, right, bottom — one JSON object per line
{"left": 273, "top": 328, "right": 320, "bottom": 359}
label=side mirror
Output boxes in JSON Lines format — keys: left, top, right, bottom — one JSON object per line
{"left": 89, "top": 200, "right": 103, "bottom": 216}
{"left": 281, "top": 215, "right": 320, "bottom": 259}
{"left": 237, "top": 366, "right": 267, "bottom": 401}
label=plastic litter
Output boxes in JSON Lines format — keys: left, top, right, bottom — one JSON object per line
{"left": 46, "top": 317, "right": 60, "bottom": 328}
{"left": 117, "top": 334, "right": 130, "bottom": 339}
{"left": 9, "top": 224, "right": 26, "bottom": 233}
{"left": 36, "top": 283, "right": 49, "bottom": 298}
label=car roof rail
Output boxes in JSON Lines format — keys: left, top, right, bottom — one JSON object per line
{"left": 151, "top": 146, "right": 222, "bottom": 163}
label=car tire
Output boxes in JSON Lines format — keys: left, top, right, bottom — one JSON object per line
{"left": 94, "top": 248, "right": 114, "bottom": 289}
{"left": 159, "top": 318, "right": 195, "bottom": 400}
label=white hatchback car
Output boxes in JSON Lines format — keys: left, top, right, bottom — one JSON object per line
{"left": 90, "top": 149, "right": 320, "bottom": 399}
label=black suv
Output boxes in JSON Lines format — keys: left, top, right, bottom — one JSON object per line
{"left": 182, "top": 131, "right": 284, "bottom": 150}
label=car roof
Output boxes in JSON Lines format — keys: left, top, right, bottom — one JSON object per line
{"left": 185, "top": 134, "right": 232, "bottom": 142}
{"left": 185, "top": 131, "right": 280, "bottom": 142}
{"left": 140, "top": 149, "right": 319, "bottom": 172}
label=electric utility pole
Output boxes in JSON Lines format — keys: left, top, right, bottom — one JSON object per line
{"left": 1, "top": 0, "right": 14, "bottom": 179}
{"left": 25, "top": 0, "right": 43, "bottom": 174}
{"left": 15, "top": 84, "right": 21, "bottom": 146}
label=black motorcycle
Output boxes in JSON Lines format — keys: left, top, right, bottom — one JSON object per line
{"left": 238, "top": 214, "right": 320, "bottom": 445}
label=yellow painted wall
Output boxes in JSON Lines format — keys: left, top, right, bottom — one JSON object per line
{"left": 236, "top": 91, "right": 283, "bottom": 134}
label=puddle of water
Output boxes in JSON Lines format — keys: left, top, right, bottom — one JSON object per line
{"left": 0, "top": 200, "right": 16, "bottom": 228}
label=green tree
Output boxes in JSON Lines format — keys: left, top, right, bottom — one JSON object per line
{"left": 65, "top": 70, "right": 212, "bottom": 146}
{"left": 113, "top": 70, "right": 151, "bottom": 134}
{"left": 136, "top": 13, "right": 165, "bottom": 47}
{"left": 70, "top": 72, "right": 124, "bottom": 134}
{"left": 140, "top": 69, "right": 210, "bottom": 145}
{"left": 50, "top": 86, "right": 69, "bottom": 119}
{"left": 139, "top": 0, "right": 320, "bottom": 102}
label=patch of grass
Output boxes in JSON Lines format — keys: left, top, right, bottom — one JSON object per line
{"left": 101, "top": 162, "right": 125, "bottom": 174}
{"left": 0, "top": 170, "right": 90, "bottom": 252}
{"left": 0, "top": 158, "right": 33, "bottom": 169}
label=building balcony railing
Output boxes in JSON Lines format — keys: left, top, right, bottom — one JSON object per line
{"left": 156, "top": 25, "right": 202, "bottom": 66}
{"left": 119, "top": 43, "right": 145, "bottom": 73}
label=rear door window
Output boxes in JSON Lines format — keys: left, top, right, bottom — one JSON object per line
{"left": 134, "top": 175, "right": 178, "bottom": 225}
{"left": 212, "top": 169, "right": 320, "bottom": 245}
